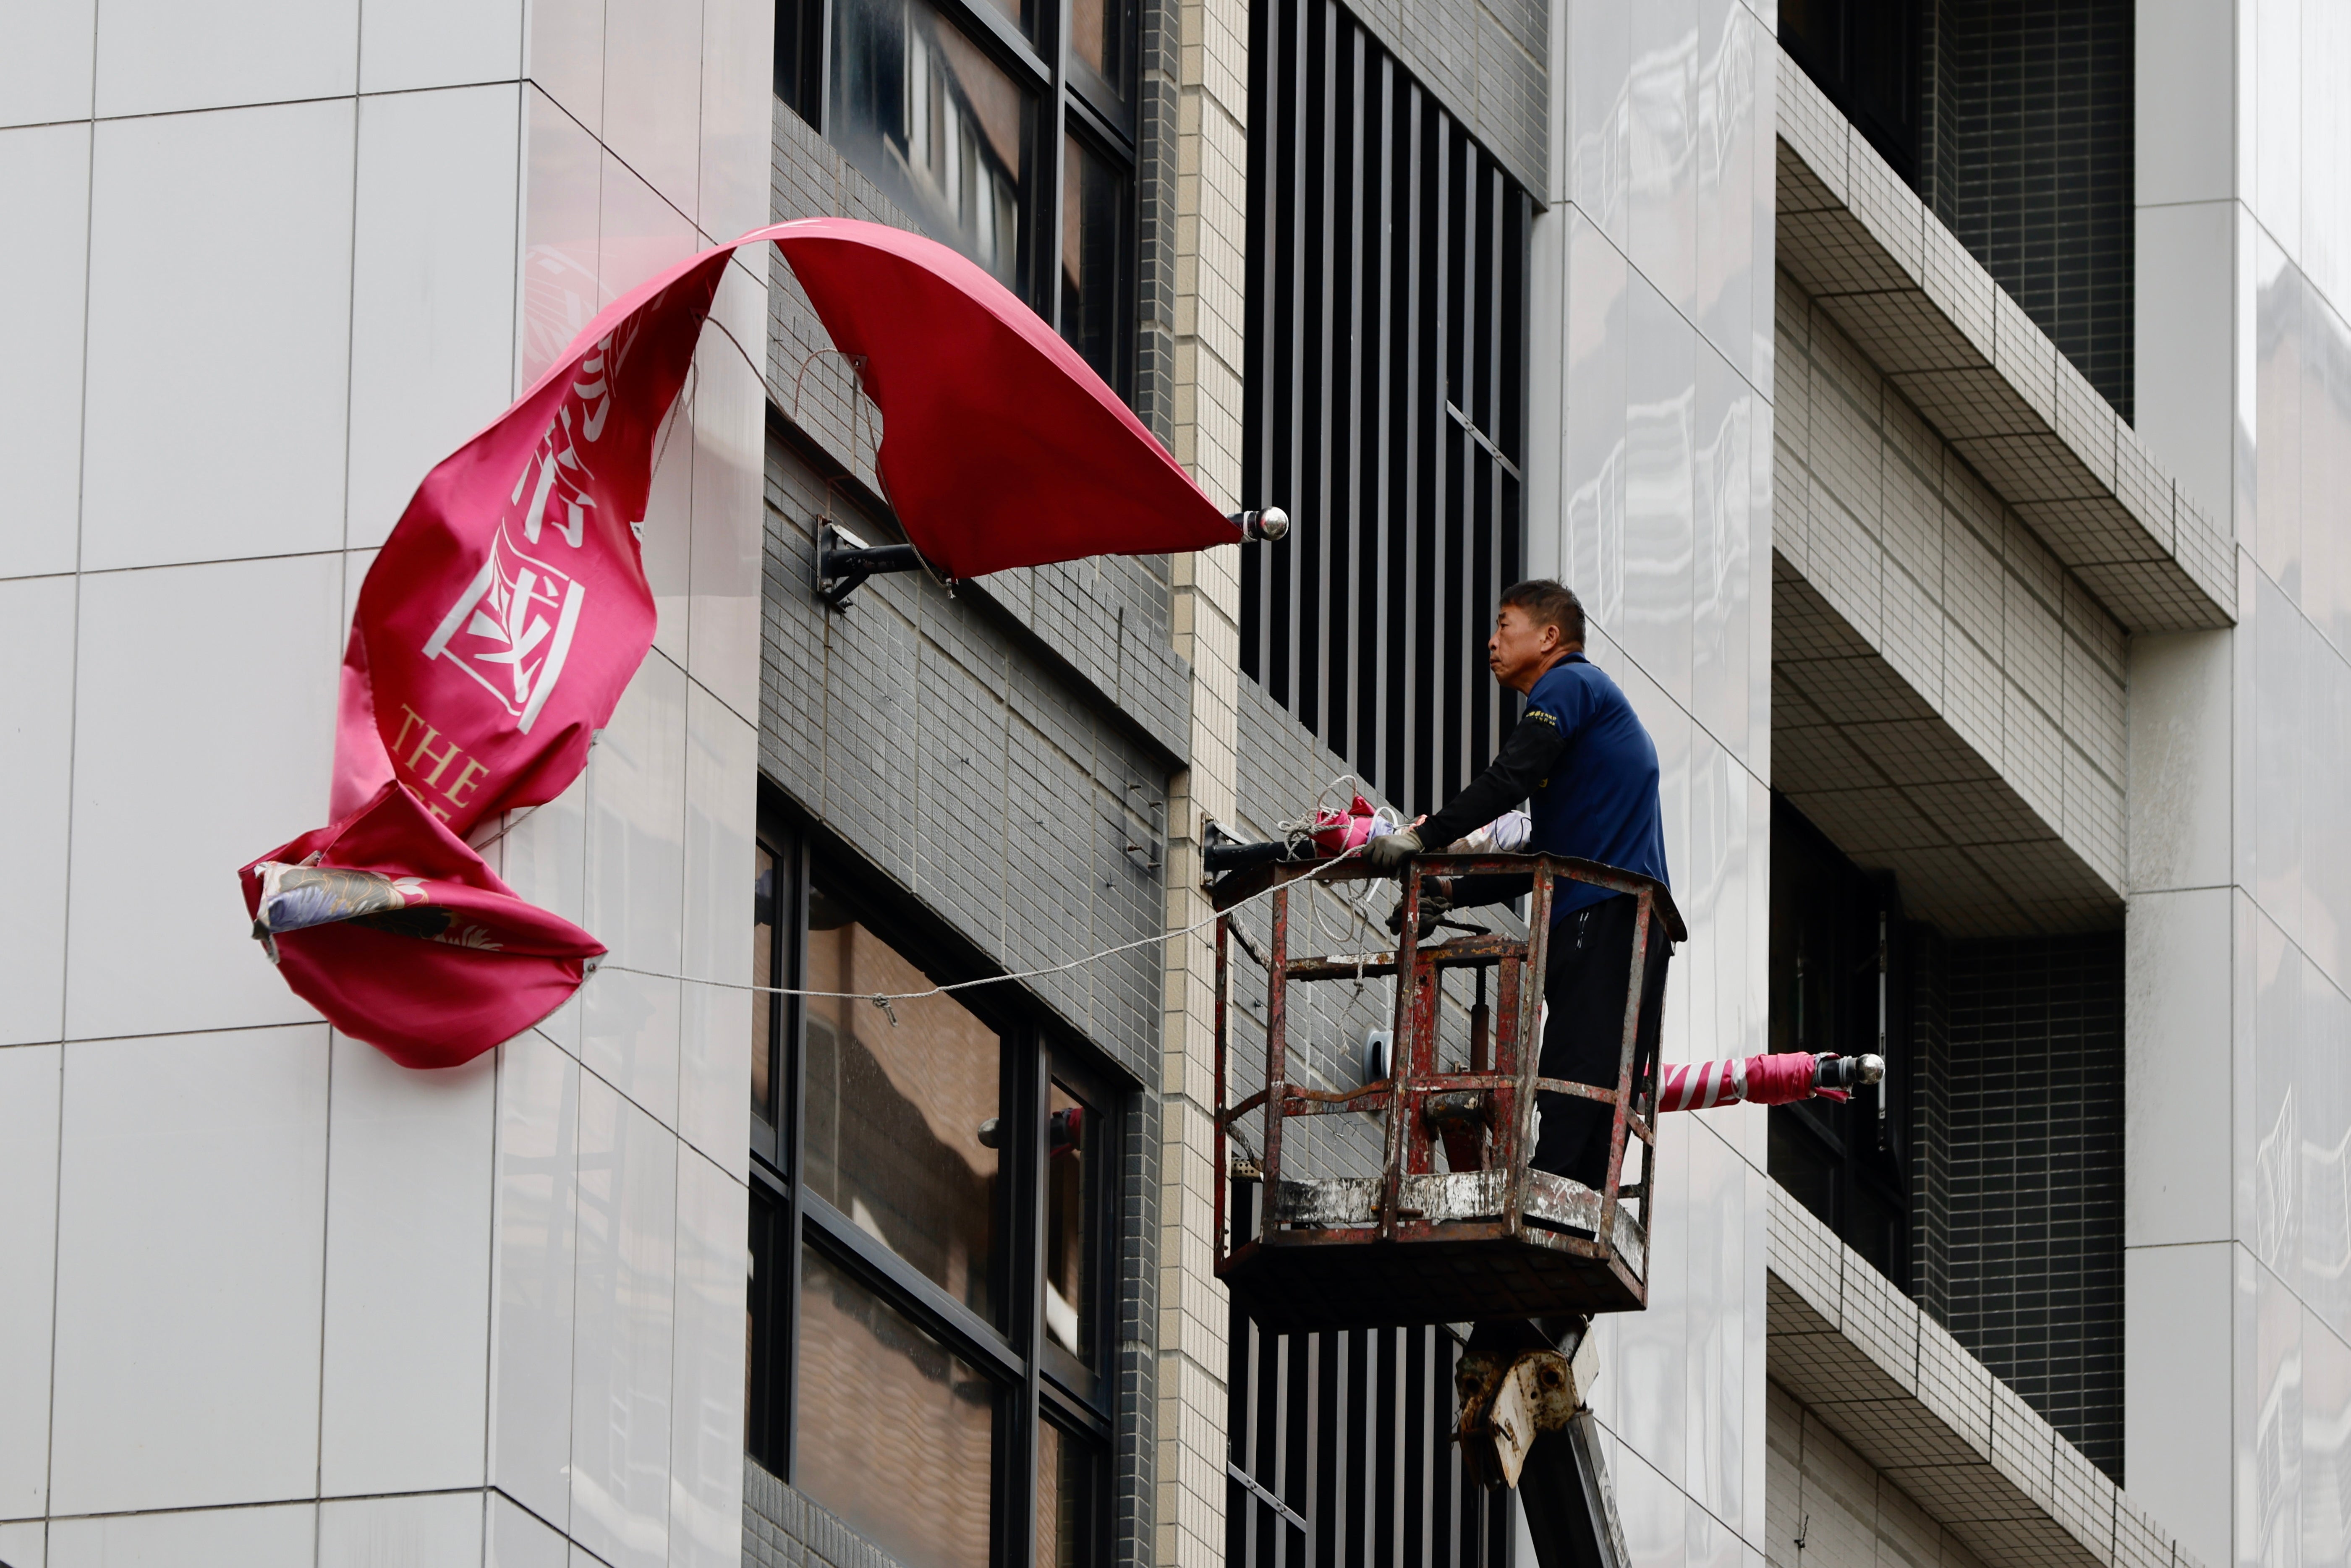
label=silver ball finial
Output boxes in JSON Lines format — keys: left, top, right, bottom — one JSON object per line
{"left": 1233, "top": 507, "right": 1292, "bottom": 543}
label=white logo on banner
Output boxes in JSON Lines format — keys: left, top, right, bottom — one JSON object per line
{"left": 417, "top": 324, "right": 647, "bottom": 733}
{"left": 422, "top": 524, "right": 586, "bottom": 733}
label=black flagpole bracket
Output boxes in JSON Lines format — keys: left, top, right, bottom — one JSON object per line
{"left": 815, "top": 520, "right": 924, "bottom": 609}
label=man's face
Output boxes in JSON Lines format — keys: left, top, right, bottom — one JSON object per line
{"left": 1487, "top": 604, "right": 1564, "bottom": 694}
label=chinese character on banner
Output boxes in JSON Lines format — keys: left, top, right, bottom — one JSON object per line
{"left": 243, "top": 217, "right": 1245, "bottom": 1069}
{"left": 422, "top": 523, "right": 586, "bottom": 732}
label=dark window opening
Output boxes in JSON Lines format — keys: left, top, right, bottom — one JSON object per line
{"left": 1059, "top": 128, "right": 1132, "bottom": 392}
{"left": 777, "top": 0, "right": 824, "bottom": 123}
{"left": 1914, "top": 927, "right": 2126, "bottom": 1481}
{"left": 1766, "top": 795, "right": 1912, "bottom": 1291}
{"left": 1927, "top": 0, "right": 2136, "bottom": 419}
{"left": 1239, "top": 0, "right": 1530, "bottom": 816}
{"left": 1784, "top": 0, "right": 2136, "bottom": 419}
{"left": 1767, "top": 794, "right": 2127, "bottom": 1481}
{"left": 748, "top": 804, "right": 1120, "bottom": 1565}
{"left": 1779, "top": 0, "right": 1917, "bottom": 180}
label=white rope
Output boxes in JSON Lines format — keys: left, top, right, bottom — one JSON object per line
{"left": 1271, "top": 772, "right": 1402, "bottom": 861}
{"left": 603, "top": 841, "right": 1374, "bottom": 1021}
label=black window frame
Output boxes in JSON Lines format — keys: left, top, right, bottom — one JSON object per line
{"left": 748, "top": 797, "right": 1122, "bottom": 1568}
{"left": 776, "top": 0, "right": 1139, "bottom": 397}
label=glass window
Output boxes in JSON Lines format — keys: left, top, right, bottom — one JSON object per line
{"left": 747, "top": 813, "right": 1116, "bottom": 1563}
{"left": 1034, "top": 1419, "right": 1095, "bottom": 1568}
{"left": 753, "top": 843, "right": 778, "bottom": 1123}
{"left": 1066, "top": 0, "right": 1126, "bottom": 95}
{"left": 832, "top": 0, "right": 1035, "bottom": 290}
{"left": 789, "top": 0, "right": 1134, "bottom": 391}
{"left": 803, "top": 876, "right": 1003, "bottom": 1322}
{"left": 1042, "top": 1080, "right": 1095, "bottom": 1385}
{"left": 798, "top": 1245, "right": 998, "bottom": 1568}
{"left": 775, "top": 0, "right": 824, "bottom": 123}
{"left": 969, "top": 0, "right": 1035, "bottom": 47}
{"left": 1058, "top": 135, "right": 1128, "bottom": 390}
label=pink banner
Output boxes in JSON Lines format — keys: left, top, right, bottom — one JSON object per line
{"left": 245, "top": 218, "right": 1241, "bottom": 1068}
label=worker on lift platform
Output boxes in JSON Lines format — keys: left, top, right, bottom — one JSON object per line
{"left": 1365, "top": 578, "right": 1674, "bottom": 1196}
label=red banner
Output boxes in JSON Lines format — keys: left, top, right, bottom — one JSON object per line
{"left": 244, "top": 219, "right": 1239, "bottom": 1068}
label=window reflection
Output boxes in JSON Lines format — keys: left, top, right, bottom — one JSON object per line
{"left": 798, "top": 1246, "right": 996, "bottom": 1568}
{"left": 833, "top": 0, "right": 1033, "bottom": 290}
{"left": 1043, "top": 1081, "right": 1095, "bottom": 1380}
{"left": 1034, "top": 1419, "right": 1093, "bottom": 1567}
{"left": 753, "top": 844, "right": 777, "bottom": 1123}
{"left": 1067, "top": 0, "right": 1125, "bottom": 93}
{"left": 803, "top": 881, "right": 1003, "bottom": 1322}
{"left": 968, "top": 0, "right": 1034, "bottom": 48}
{"left": 1059, "top": 135, "right": 1127, "bottom": 389}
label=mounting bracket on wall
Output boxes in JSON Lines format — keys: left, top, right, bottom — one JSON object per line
{"left": 816, "top": 507, "right": 1289, "bottom": 610}
{"left": 814, "top": 521, "right": 926, "bottom": 609}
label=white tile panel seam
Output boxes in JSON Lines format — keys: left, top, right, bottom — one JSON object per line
{"left": 1770, "top": 43, "right": 2233, "bottom": 634}
{"left": 1765, "top": 1186, "right": 2208, "bottom": 1568}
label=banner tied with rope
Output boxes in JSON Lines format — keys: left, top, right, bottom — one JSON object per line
{"left": 243, "top": 218, "right": 1241, "bottom": 1069}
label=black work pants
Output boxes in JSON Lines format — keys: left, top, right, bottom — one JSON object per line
{"left": 1528, "top": 892, "right": 1671, "bottom": 1189}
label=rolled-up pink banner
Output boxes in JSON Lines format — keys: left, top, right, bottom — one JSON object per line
{"left": 1658, "top": 1051, "right": 1876, "bottom": 1112}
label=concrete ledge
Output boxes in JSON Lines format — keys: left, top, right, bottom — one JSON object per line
{"left": 1772, "top": 50, "right": 2234, "bottom": 634}
{"left": 1766, "top": 1188, "right": 2199, "bottom": 1568}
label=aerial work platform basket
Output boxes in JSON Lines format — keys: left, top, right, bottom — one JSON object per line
{"left": 1213, "top": 853, "right": 1685, "bottom": 1335}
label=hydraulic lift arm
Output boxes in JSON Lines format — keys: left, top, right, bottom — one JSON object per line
{"left": 1455, "top": 1323, "right": 1629, "bottom": 1568}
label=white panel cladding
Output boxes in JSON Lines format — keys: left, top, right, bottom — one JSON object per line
{"left": 567, "top": 1071, "right": 679, "bottom": 1568}
{"left": 0, "top": 0, "right": 95, "bottom": 128}
{"left": 63, "top": 553, "right": 344, "bottom": 1041}
{"left": 80, "top": 99, "right": 357, "bottom": 572}
{"left": 318, "top": 1032, "right": 499, "bottom": 1496}
{"left": 48, "top": 1503, "right": 318, "bottom": 1568}
{"left": 0, "top": 1044, "right": 60, "bottom": 1519}
{"left": 0, "top": 577, "right": 74, "bottom": 1048}
{"left": 1527, "top": 3, "right": 1777, "bottom": 1555}
{"left": 48, "top": 1026, "right": 330, "bottom": 1516}
{"left": 93, "top": 0, "right": 356, "bottom": 118}
{"left": 2, "top": 0, "right": 769, "bottom": 1554}
{"left": 347, "top": 84, "right": 526, "bottom": 553}
{"left": 0, "top": 123, "right": 89, "bottom": 580}
{"left": 319, "top": 1491, "right": 489, "bottom": 1568}
{"left": 489, "top": 1030, "right": 584, "bottom": 1531}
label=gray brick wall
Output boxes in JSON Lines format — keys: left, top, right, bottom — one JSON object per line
{"left": 758, "top": 413, "right": 1171, "bottom": 1568}
{"left": 762, "top": 439, "right": 1180, "bottom": 1064}
{"left": 745, "top": 1462, "right": 911, "bottom": 1568}
{"left": 754, "top": 71, "right": 1193, "bottom": 1568}
{"left": 1341, "top": 0, "right": 1549, "bottom": 196}
{"left": 1335, "top": 0, "right": 1551, "bottom": 196}
{"left": 765, "top": 101, "right": 1189, "bottom": 754}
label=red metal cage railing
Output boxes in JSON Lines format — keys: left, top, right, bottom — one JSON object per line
{"left": 1212, "top": 852, "right": 1686, "bottom": 1333}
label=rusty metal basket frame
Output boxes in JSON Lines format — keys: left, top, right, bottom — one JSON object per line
{"left": 1211, "top": 852, "right": 1686, "bottom": 1329}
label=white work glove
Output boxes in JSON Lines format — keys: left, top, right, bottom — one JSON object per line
{"left": 1364, "top": 826, "right": 1422, "bottom": 874}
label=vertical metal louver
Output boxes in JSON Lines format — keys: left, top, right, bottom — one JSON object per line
{"left": 1227, "top": 1291, "right": 1513, "bottom": 1567}
{"left": 1240, "top": 0, "right": 1531, "bottom": 815}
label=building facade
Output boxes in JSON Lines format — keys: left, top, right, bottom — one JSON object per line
{"left": 0, "top": 2, "right": 2340, "bottom": 1568}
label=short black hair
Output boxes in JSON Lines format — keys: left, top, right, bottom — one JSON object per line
{"left": 1498, "top": 579, "right": 1585, "bottom": 648}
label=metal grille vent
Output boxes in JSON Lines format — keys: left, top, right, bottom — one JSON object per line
{"left": 1240, "top": 0, "right": 1532, "bottom": 814}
